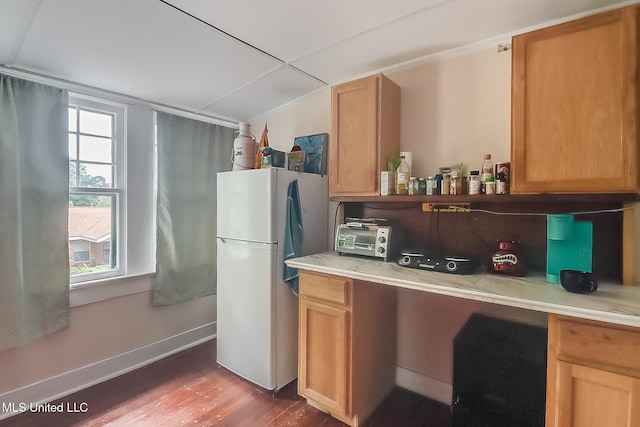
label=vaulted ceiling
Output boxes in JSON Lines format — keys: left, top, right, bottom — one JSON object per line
{"left": 0, "top": 0, "right": 632, "bottom": 123}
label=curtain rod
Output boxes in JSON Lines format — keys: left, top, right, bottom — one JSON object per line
{"left": 0, "top": 65, "right": 239, "bottom": 129}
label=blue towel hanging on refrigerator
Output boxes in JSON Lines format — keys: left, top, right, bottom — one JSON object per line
{"left": 283, "top": 179, "right": 303, "bottom": 295}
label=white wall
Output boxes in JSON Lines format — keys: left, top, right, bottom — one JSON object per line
{"left": 390, "top": 47, "right": 512, "bottom": 176}
{"left": 251, "top": 45, "right": 547, "bottom": 404}
{"left": 0, "top": 285, "right": 215, "bottom": 391}
{"left": 0, "top": 281, "right": 216, "bottom": 414}
{"left": 251, "top": 89, "right": 331, "bottom": 153}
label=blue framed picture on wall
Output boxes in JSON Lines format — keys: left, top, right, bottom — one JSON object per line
{"left": 293, "top": 133, "right": 328, "bottom": 175}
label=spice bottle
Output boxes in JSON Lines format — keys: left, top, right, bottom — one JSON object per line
{"left": 450, "top": 170, "right": 460, "bottom": 195}
{"left": 434, "top": 174, "right": 442, "bottom": 195}
{"left": 408, "top": 177, "right": 417, "bottom": 195}
{"left": 426, "top": 176, "right": 435, "bottom": 195}
{"left": 418, "top": 177, "right": 427, "bottom": 195}
{"left": 442, "top": 173, "right": 451, "bottom": 195}
{"left": 496, "top": 172, "right": 508, "bottom": 195}
{"left": 485, "top": 178, "right": 496, "bottom": 195}
{"left": 469, "top": 170, "right": 480, "bottom": 195}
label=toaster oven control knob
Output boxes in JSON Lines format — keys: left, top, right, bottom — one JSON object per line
{"left": 377, "top": 247, "right": 385, "bottom": 254}
{"left": 377, "top": 236, "right": 386, "bottom": 243}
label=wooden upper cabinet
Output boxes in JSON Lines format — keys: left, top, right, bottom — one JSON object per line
{"left": 511, "top": 6, "right": 639, "bottom": 193}
{"left": 330, "top": 74, "right": 400, "bottom": 196}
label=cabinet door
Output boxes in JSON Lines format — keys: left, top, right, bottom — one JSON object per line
{"left": 330, "top": 75, "right": 379, "bottom": 196}
{"left": 550, "top": 361, "right": 640, "bottom": 427}
{"left": 298, "top": 297, "right": 350, "bottom": 417}
{"left": 511, "top": 6, "right": 638, "bottom": 193}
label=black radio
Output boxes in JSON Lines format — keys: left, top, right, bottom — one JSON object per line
{"left": 397, "top": 250, "right": 476, "bottom": 275}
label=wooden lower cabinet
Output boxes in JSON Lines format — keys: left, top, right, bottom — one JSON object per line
{"left": 298, "top": 270, "right": 396, "bottom": 427}
{"left": 298, "top": 297, "right": 349, "bottom": 416}
{"left": 547, "top": 314, "right": 640, "bottom": 427}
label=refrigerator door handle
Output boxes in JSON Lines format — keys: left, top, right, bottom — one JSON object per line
{"left": 217, "top": 237, "right": 275, "bottom": 247}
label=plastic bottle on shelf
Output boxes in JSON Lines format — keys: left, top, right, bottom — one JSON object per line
{"left": 481, "top": 154, "right": 494, "bottom": 193}
{"left": 396, "top": 155, "right": 410, "bottom": 195}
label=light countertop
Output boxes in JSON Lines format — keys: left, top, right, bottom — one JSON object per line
{"left": 286, "top": 251, "right": 640, "bottom": 328}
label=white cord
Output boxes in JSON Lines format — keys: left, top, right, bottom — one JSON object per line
{"left": 470, "top": 206, "right": 631, "bottom": 216}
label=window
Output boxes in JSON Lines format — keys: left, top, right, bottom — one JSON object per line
{"left": 72, "top": 240, "right": 91, "bottom": 262}
{"left": 68, "top": 96, "right": 125, "bottom": 284}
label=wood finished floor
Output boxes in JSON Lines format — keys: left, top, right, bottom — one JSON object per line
{"left": 0, "top": 340, "right": 451, "bottom": 426}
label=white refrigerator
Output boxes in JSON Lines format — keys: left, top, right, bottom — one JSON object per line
{"left": 216, "top": 168, "right": 328, "bottom": 390}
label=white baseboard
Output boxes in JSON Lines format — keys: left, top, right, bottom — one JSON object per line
{"left": 0, "top": 322, "right": 216, "bottom": 421}
{"left": 395, "top": 366, "right": 452, "bottom": 406}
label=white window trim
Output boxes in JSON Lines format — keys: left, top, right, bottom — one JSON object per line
{"left": 69, "top": 95, "right": 126, "bottom": 285}
{"left": 70, "top": 273, "right": 153, "bottom": 307}
{"left": 67, "top": 94, "right": 157, "bottom": 305}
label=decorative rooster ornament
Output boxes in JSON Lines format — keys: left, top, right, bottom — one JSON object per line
{"left": 255, "top": 122, "right": 269, "bottom": 169}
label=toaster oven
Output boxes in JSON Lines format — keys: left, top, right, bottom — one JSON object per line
{"left": 334, "top": 219, "right": 398, "bottom": 261}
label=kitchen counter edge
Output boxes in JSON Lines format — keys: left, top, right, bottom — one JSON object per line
{"left": 287, "top": 251, "right": 640, "bottom": 328}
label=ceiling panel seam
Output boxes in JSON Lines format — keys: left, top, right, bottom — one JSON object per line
{"left": 284, "top": 0, "right": 455, "bottom": 67}
{"left": 195, "top": 64, "right": 286, "bottom": 112}
{"left": 4, "top": 0, "right": 42, "bottom": 67}
{"left": 157, "top": 0, "right": 325, "bottom": 86}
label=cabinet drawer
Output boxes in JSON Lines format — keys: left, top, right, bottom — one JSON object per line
{"left": 300, "top": 271, "right": 349, "bottom": 306}
{"left": 554, "top": 316, "right": 640, "bottom": 374}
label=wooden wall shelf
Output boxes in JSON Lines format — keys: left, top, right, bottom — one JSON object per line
{"left": 335, "top": 192, "right": 638, "bottom": 282}
{"left": 331, "top": 193, "right": 639, "bottom": 205}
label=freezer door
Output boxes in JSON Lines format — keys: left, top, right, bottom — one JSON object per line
{"left": 273, "top": 169, "right": 329, "bottom": 256}
{"left": 216, "top": 237, "right": 277, "bottom": 390}
{"left": 217, "top": 169, "right": 276, "bottom": 243}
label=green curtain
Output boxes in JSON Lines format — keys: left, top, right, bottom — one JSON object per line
{"left": 0, "top": 74, "right": 70, "bottom": 351}
{"left": 153, "top": 112, "right": 235, "bottom": 306}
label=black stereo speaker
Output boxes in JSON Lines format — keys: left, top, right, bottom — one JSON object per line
{"left": 397, "top": 251, "right": 476, "bottom": 275}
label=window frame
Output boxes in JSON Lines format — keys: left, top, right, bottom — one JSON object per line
{"left": 68, "top": 95, "right": 126, "bottom": 286}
